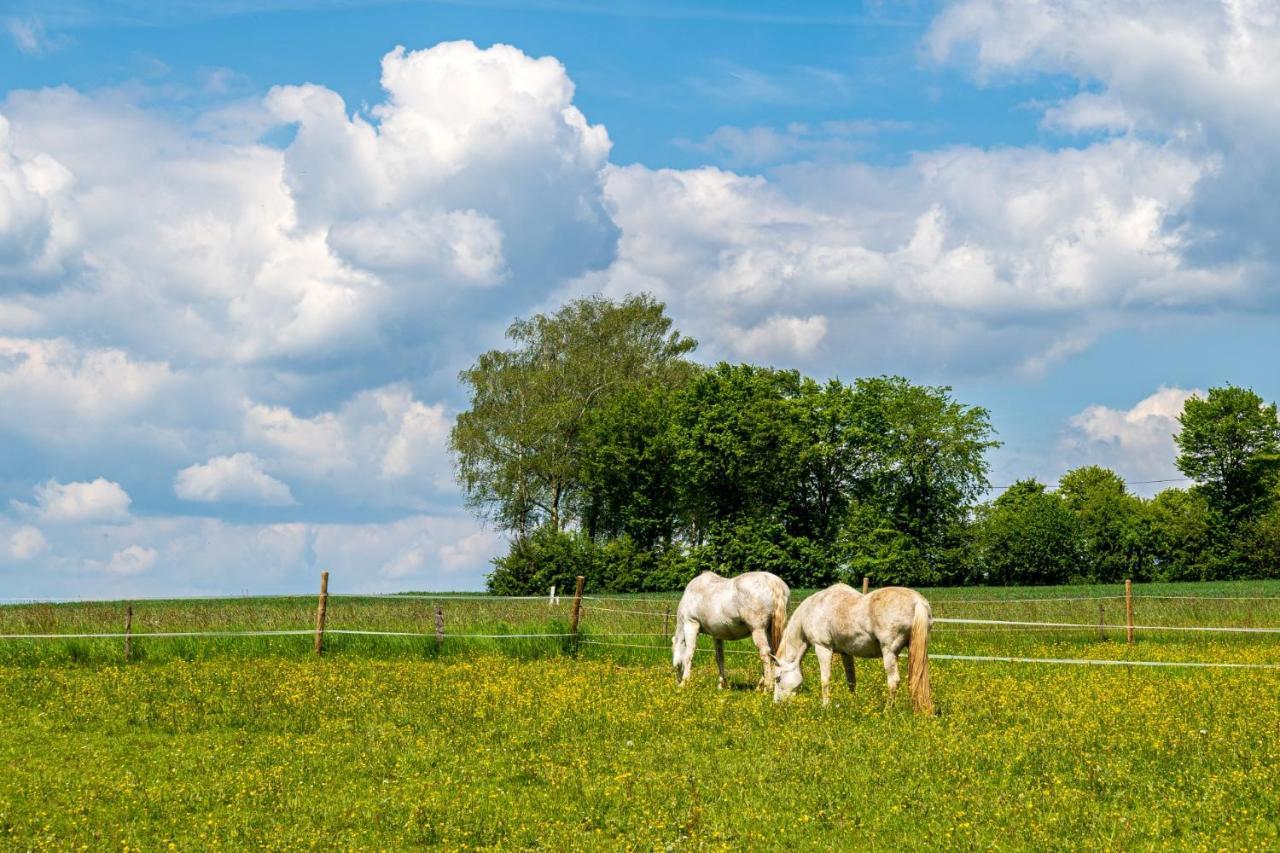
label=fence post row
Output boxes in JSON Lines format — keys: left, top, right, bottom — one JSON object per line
{"left": 1125, "top": 579, "right": 1134, "bottom": 645}
{"left": 434, "top": 604, "right": 444, "bottom": 650}
{"left": 314, "top": 570, "right": 329, "bottom": 655}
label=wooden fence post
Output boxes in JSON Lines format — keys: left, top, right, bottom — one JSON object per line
{"left": 862, "top": 576, "right": 870, "bottom": 595}
{"left": 569, "top": 575, "right": 585, "bottom": 641}
{"left": 124, "top": 605, "right": 133, "bottom": 662}
{"left": 314, "top": 570, "right": 329, "bottom": 655}
{"left": 549, "top": 585, "right": 556, "bottom": 607}
{"left": 434, "top": 604, "right": 444, "bottom": 650}
{"left": 1125, "top": 578, "right": 1134, "bottom": 645}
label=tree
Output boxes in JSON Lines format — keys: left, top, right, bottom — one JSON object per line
{"left": 1176, "top": 386, "right": 1280, "bottom": 523}
{"left": 671, "top": 363, "right": 810, "bottom": 541}
{"left": 1057, "top": 466, "right": 1144, "bottom": 583}
{"left": 1143, "top": 488, "right": 1212, "bottom": 581}
{"left": 848, "top": 376, "right": 999, "bottom": 559}
{"left": 974, "top": 480, "right": 1083, "bottom": 585}
{"left": 577, "top": 382, "right": 684, "bottom": 549}
{"left": 451, "top": 294, "right": 696, "bottom": 536}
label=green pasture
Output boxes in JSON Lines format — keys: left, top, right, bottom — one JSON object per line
{"left": 1, "top": 581, "right": 1278, "bottom": 849}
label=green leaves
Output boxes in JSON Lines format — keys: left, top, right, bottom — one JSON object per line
{"left": 451, "top": 294, "right": 697, "bottom": 536}
{"left": 1176, "top": 386, "right": 1280, "bottom": 523}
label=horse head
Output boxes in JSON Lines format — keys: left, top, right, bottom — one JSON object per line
{"left": 772, "top": 654, "right": 802, "bottom": 702}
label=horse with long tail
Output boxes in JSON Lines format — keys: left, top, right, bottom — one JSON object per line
{"left": 671, "top": 570, "right": 790, "bottom": 690}
{"left": 772, "top": 583, "right": 934, "bottom": 714}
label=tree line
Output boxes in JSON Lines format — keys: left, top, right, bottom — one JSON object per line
{"left": 451, "top": 296, "right": 1280, "bottom": 592}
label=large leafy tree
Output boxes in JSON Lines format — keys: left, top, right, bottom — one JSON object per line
{"left": 1057, "top": 466, "right": 1145, "bottom": 583}
{"left": 975, "top": 480, "right": 1083, "bottom": 585}
{"left": 1143, "top": 488, "right": 1213, "bottom": 581}
{"left": 577, "top": 382, "right": 685, "bottom": 549}
{"left": 451, "top": 294, "right": 696, "bottom": 535}
{"left": 1176, "top": 386, "right": 1280, "bottom": 523}
{"left": 672, "top": 363, "right": 810, "bottom": 541}
{"left": 849, "top": 376, "right": 999, "bottom": 552}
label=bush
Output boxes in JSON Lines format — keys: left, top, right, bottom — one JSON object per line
{"left": 487, "top": 528, "right": 601, "bottom": 596}
{"left": 686, "top": 518, "right": 840, "bottom": 589}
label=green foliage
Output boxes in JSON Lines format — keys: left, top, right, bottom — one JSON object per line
{"left": 486, "top": 527, "right": 602, "bottom": 596}
{"left": 672, "top": 363, "right": 810, "bottom": 536}
{"left": 1242, "top": 501, "right": 1280, "bottom": 579}
{"left": 975, "top": 480, "right": 1083, "bottom": 585}
{"left": 1057, "top": 466, "right": 1146, "bottom": 583}
{"left": 451, "top": 294, "right": 696, "bottom": 535}
{"left": 837, "top": 500, "right": 932, "bottom": 587}
{"left": 848, "top": 376, "right": 998, "bottom": 548}
{"left": 577, "top": 383, "right": 684, "bottom": 549}
{"left": 1143, "top": 488, "right": 1214, "bottom": 581}
{"left": 457, "top": 296, "right": 1280, "bottom": 590}
{"left": 1176, "top": 385, "right": 1280, "bottom": 523}
{"left": 689, "top": 517, "right": 839, "bottom": 589}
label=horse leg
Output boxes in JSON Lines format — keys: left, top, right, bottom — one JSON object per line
{"left": 881, "top": 646, "right": 900, "bottom": 710}
{"left": 751, "top": 627, "right": 772, "bottom": 691}
{"left": 841, "top": 653, "right": 856, "bottom": 694}
{"left": 714, "top": 639, "right": 728, "bottom": 689}
{"left": 678, "top": 622, "right": 699, "bottom": 687}
{"left": 814, "top": 644, "right": 834, "bottom": 707}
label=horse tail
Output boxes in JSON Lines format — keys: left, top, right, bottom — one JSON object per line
{"left": 907, "top": 598, "right": 934, "bottom": 715}
{"left": 769, "top": 585, "right": 788, "bottom": 655}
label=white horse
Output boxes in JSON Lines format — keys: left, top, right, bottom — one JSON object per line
{"left": 772, "top": 584, "right": 934, "bottom": 714}
{"left": 671, "top": 570, "right": 790, "bottom": 690}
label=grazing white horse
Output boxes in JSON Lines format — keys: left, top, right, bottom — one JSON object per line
{"left": 671, "top": 570, "right": 790, "bottom": 690}
{"left": 772, "top": 584, "right": 934, "bottom": 714}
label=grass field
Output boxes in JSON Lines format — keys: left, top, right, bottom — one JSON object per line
{"left": 2, "top": 580, "right": 1279, "bottom": 849}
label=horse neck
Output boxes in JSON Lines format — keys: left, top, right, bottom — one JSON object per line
{"left": 776, "top": 615, "right": 808, "bottom": 665}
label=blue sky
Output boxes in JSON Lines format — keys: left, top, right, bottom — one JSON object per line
{"left": 2, "top": 0, "right": 1278, "bottom": 596}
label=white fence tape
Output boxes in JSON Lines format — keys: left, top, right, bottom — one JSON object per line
{"left": 582, "top": 604, "right": 671, "bottom": 617}
{"left": 0, "top": 629, "right": 575, "bottom": 641}
{"left": 934, "top": 617, "right": 1280, "bottom": 634}
{"left": 0, "top": 629, "right": 315, "bottom": 639}
{"left": 580, "top": 640, "right": 1280, "bottom": 670}
{"left": 930, "top": 653, "right": 1280, "bottom": 670}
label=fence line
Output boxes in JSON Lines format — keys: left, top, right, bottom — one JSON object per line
{"left": 0, "top": 628, "right": 579, "bottom": 641}
{"left": 580, "top": 640, "right": 1280, "bottom": 670}
{"left": 582, "top": 640, "right": 760, "bottom": 655}
{"left": 581, "top": 604, "right": 670, "bottom": 617}
{"left": 329, "top": 594, "right": 561, "bottom": 602}
{"left": 5, "top": 591, "right": 1280, "bottom": 607}
{"left": 935, "top": 617, "right": 1280, "bottom": 634}
{"left": 936, "top": 595, "right": 1128, "bottom": 604}
{"left": 930, "top": 653, "right": 1280, "bottom": 670}
{"left": 0, "top": 629, "right": 316, "bottom": 640}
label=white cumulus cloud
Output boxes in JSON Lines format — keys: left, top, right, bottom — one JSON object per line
{"left": 1061, "top": 386, "right": 1203, "bottom": 490}
{"left": 102, "top": 544, "right": 157, "bottom": 576}
{"left": 7, "top": 525, "right": 46, "bottom": 559}
{"left": 174, "top": 453, "right": 296, "bottom": 507}
{"left": 23, "top": 477, "right": 131, "bottom": 524}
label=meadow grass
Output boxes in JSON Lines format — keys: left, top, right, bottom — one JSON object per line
{"left": 1, "top": 580, "right": 1278, "bottom": 849}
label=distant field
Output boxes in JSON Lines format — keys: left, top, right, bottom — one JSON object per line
{"left": 1, "top": 580, "right": 1278, "bottom": 848}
